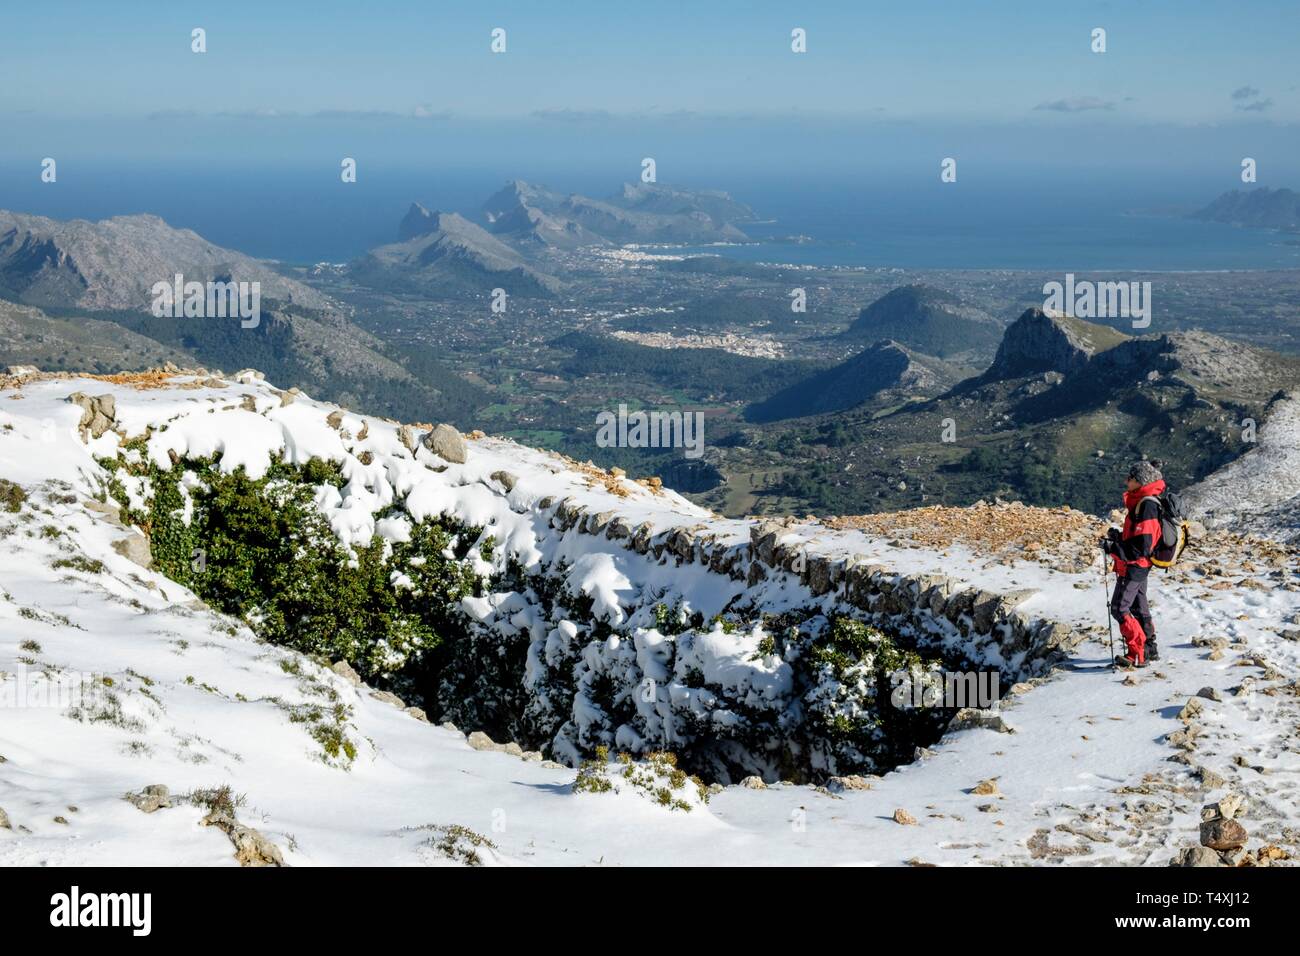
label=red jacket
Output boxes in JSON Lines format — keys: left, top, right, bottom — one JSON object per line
{"left": 1113, "top": 478, "right": 1165, "bottom": 576}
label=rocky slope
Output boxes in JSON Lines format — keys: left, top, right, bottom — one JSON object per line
{"left": 738, "top": 310, "right": 1300, "bottom": 517}
{"left": 746, "top": 339, "right": 964, "bottom": 422}
{"left": 841, "top": 285, "right": 1003, "bottom": 361}
{"left": 1193, "top": 187, "right": 1300, "bottom": 233}
{"left": 480, "top": 179, "right": 753, "bottom": 248}
{"left": 353, "top": 207, "right": 558, "bottom": 297}
{"left": 0, "top": 210, "right": 330, "bottom": 314}
{"left": 1184, "top": 391, "right": 1300, "bottom": 543}
{"left": 976, "top": 307, "right": 1128, "bottom": 382}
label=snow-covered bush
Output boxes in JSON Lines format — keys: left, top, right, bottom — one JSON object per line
{"left": 104, "top": 447, "right": 956, "bottom": 783}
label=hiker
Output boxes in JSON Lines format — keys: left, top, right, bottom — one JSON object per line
{"left": 1100, "top": 461, "right": 1164, "bottom": 668}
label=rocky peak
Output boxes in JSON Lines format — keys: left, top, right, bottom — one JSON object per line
{"left": 397, "top": 202, "right": 438, "bottom": 241}
{"left": 980, "top": 308, "right": 1127, "bottom": 382}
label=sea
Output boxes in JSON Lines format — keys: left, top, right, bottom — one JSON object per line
{"left": 0, "top": 165, "right": 1294, "bottom": 273}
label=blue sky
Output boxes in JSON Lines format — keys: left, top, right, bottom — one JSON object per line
{"left": 1, "top": 1, "right": 1298, "bottom": 190}
{"left": 1, "top": 0, "right": 1297, "bottom": 122}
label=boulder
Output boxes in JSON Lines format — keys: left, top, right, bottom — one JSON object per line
{"left": 490, "top": 470, "right": 518, "bottom": 492}
{"left": 331, "top": 660, "right": 363, "bottom": 686}
{"left": 67, "top": 392, "right": 117, "bottom": 439}
{"left": 124, "top": 784, "right": 172, "bottom": 813}
{"left": 423, "top": 424, "right": 468, "bottom": 463}
{"left": 1199, "top": 818, "right": 1248, "bottom": 851}
{"left": 1171, "top": 846, "right": 1224, "bottom": 867}
{"left": 111, "top": 530, "right": 153, "bottom": 570}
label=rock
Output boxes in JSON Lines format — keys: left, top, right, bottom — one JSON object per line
{"left": 325, "top": 410, "right": 345, "bottom": 430}
{"left": 404, "top": 706, "right": 429, "bottom": 722}
{"left": 370, "top": 690, "right": 405, "bottom": 707}
{"left": 501, "top": 742, "right": 525, "bottom": 757}
{"left": 827, "top": 775, "right": 874, "bottom": 792}
{"left": 490, "top": 470, "right": 517, "bottom": 492}
{"left": 521, "top": 751, "right": 543, "bottom": 762}
{"left": 331, "top": 660, "right": 362, "bottom": 686}
{"left": 971, "top": 778, "right": 1000, "bottom": 796}
{"left": 111, "top": 530, "right": 153, "bottom": 570}
{"left": 1208, "top": 793, "right": 1247, "bottom": 821}
{"left": 893, "top": 807, "right": 918, "bottom": 825}
{"left": 201, "top": 810, "right": 284, "bottom": 867}
{"left": 125, "top": 784, "right": 173, "bottom": 813}
{"left": 467, "top": 731, "right": 498, "bottom": 752}
{"left": 229, "top": 823, "right": 285, "bottom": 867}
{"left": 440, "top": 721, "right": 460, "bottom": 734}
{"left": 0, "top": 807, "right": 10, "bottom": 829}
{"left": 1200, "top": 818, "right": 1248, "bottom": 851}
{"left": 1197, "top": 686, "right": 1223, "bottom": 702}
{"left": 541, "top": 760, "right": 565, "bottom": 770}
{"left": 1196, "top": 766, "right": 1228, "bottom": 790}
{"left": 1178, "top": 697, "right": 1205, "bottom": 722}
{"left": 1171, "top": 846, "right": 1224, "bottom": 867}
{"left": 397, "top": 424, "right": 422, "bottom": 453}
{"left": 740, "top": 775, "right": 767, "bottom": 790}
{"left": 67, "top": 392, "right": 117, "bottom": 439}
{"left": 83, "top": 498, "right": 124, "bottom": 527}
{"left": 6, "top": 364, "right": 39, "bottom": 377}
{"left": 422, "top": 423, "right": 468, "bottom": 463}
{"left": 949, "top": 709, "right": 1015, "bottom": 734}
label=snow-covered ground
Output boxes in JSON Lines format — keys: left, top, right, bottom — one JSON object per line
{"left": 2, "top": 371, "right": 1297, "bottom": 865}
{"left": 1186, "top": 392, "right": 1300, "bottom": 543}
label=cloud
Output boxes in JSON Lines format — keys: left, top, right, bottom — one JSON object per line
{"left": 1033, "top": 96, "right": 1115, "bottom": 113}
{"left": 411, "top": 105, "right": 452, "bottom": 120}
{"left": 530, "top": 108, "right": 616, "bottom": 123}
{"left": 147, "top": 106, "right": 451, "bottom": 122}
{"left": 1231, "top": 85, "right": 1261, "bottom": 100}
{"left": 1236, "top": 98, "right": 1274, "bottom": 112}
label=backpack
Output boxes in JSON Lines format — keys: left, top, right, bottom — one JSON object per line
{"left": 1140, "top": 490, "right": 1190, "bottom": 569}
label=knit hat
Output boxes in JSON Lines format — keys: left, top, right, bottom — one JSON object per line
{"left": 1127, "top": 460, "right": 1162, "bottom": 486}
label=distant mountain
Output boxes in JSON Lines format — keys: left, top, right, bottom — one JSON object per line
{"left": 1192, "top": 187, "right": 1300, "bottom": 233}
{"left": 480, "top": 182, "right": 612, "bottom": 250}
{"left": 615, "top": 182, "right": 756, "bottom": 224}
{"left": 746, "top": 311, "right": 1300, "bottom": 517}
{"left": 480, "top": 180, "right": 754, "bottom": 248}
{"left": 0, "top": 209, "right": 489, "bottom": 426}
{"left": 840, "top": 285, "right": 1002, "bottom": 360}
{"left": 353, "top": 207, "right": 559, "bottom": 297}
{"left": 746, "top": 340, "right": 963, "bottom": 423}
{"left": 975, "top": 308, "right": 1129, "bottom": 383}
{"left": 0, "top": 210, "right": 331, "bottom": 314}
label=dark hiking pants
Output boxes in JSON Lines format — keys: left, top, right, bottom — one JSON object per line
{"left": 1111, "top": 568, "right": 1156, "bottom": 661}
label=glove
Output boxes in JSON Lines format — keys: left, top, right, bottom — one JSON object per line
{"left": 1099, "top": 537, "right": 1117, "bottom": 555}
{"left": 1106, "top": 528, "right": 1122, "bottom": 543}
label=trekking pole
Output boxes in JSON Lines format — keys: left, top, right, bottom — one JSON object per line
{"left": 1101, "top": 548, "right": 1115, "bottom": 669}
